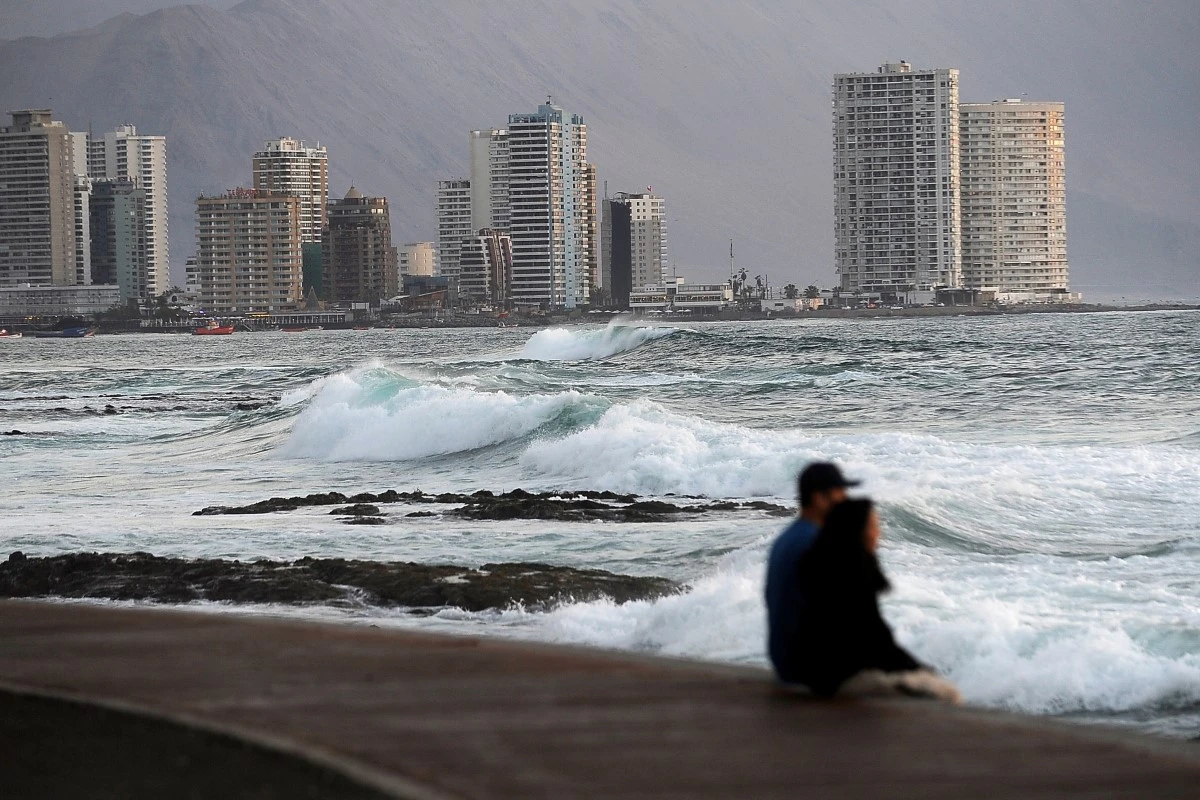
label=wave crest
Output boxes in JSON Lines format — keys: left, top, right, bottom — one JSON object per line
{"left": 280, "top": 365, "right": 605, "bottom": 461}
{"left": 519, "top": 323, "right": 678, "bottom": 361}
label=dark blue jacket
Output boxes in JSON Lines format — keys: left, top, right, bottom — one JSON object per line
{"left": 765, "top": 517, "right": 819, "bottom": 681}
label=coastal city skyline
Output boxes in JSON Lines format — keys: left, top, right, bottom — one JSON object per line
{"left": 1, "top": 62, "right": 1076, "bottom": 320}
{"left": 1, "top": 1, "right": 1193, "bottom": 303}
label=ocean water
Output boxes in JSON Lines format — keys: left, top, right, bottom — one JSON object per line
{"left": 2, "top": 313, "right": 1199, "bottom": 738}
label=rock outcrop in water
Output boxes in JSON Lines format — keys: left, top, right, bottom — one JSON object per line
{"left": 0, "top": 551, "right": 678, "bottom": 612}
{"left": 194, "top": 488, "right": 792, "bottom": 522}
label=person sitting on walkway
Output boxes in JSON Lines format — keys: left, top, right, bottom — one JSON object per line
{"left": 765, "top": 462, "right": 858, "bottom": 682}
{"left": 787, "top": 498, "right": 960, "bottom": 702}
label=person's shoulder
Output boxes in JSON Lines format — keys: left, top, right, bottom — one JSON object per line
{"left": 770, "top": 517, "right": 818, "bottom": 555}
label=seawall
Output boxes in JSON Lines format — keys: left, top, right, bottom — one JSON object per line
{"left": 3, "top": 600, "right": 1198, "bottom": 798}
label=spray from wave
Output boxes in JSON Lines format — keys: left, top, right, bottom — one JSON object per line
{"left": 519, "top": 320, "right": 679, "bottom": 361}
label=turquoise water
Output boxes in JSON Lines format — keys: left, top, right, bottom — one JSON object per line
{"left": 2, "top": 313, "right": 1198, "bottom": 737}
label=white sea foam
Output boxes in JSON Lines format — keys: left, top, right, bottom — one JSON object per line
{"left": 280, "top": 366, "right": 603, "bottom": 461}
{"left": 478, "top": 539, "right": 1200, "bottom": 719}
{"left": 519, "top": 323, "right": 678, "bottom": 361}
{"left": 521, "top": 400, "right": 808, "bottom": 497}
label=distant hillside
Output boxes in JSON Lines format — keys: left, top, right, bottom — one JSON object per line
{"left": 1, "top": 0, "right": 1196, "bottom": 295}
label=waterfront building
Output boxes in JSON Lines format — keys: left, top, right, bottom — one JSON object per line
{"left": 194, "top": 189, "right": 302, "bottom": 313}
{"left": 628, "top": 277, "right": 732, "bottom": 313}
{"left": 469, "top": 129, "right": 511, "bottom": 232}
{"left": 833, "top": 62, "right": 961, "bottom": 297}
{"left": 0, "top": 110, "right": 78, "bottom": 287}
{"left": 321, "top": 187, "right": 398, "bottom": 304}
{"left": 399, "top": 242, "right": 436, "bottom": 281}
{"left": 89, "top": 179, "right": 146, "bottom": 304}
{"left": 436, "top": 178, "right": 472, "bottom": 280}
{"left": 960, "top": 99, "right": 1068, "bottom": 297}
{"left": 252, "top": 137, "right": 329, "bottom": 244}
{"left": 458, "top": 229, "right": 513, "bottom": 307}
{"left": 88, "top": 124, "right": 170, "bottom": 297}
{"left": 602, "top": 190, "right": 667, "bottom": 309}
{"left": 507, "top": 100, "right": 595, "bottom": 309}
{"left": 0, "top": 283, "right": 120, "bottom": 320}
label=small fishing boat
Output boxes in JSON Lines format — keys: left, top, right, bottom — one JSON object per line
{"left": 193, "top": 320, "right": 234, "bottom": 335}
{"left": 0, "top": 329, "right": 22, "bottom": 339}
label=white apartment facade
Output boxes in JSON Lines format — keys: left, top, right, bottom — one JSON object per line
{"left": 89, "top": 124, "right": 170, "bottom": 297}
{"left": 834, "top": 62, "right": 961, "bottom": 296}
{"left": 469, "top": 128, "right": 510, "bottom": 232}
{"left": 399, "top": 242, "right": 436, "bottom": 280}
{"left": 436, "top": 179, "right": 472, "bottom": 280}
{"left": 960, "top": 99, "right": 1068, "bottom": 297}
{"left": 69, "top": 131, "right": 92, "bottom": 285}
{"left": 507, "top": 101, "right": 594, "bottom": 309}
{"left": 0, "top": 111, "right": 78, "bottom": 287}
{"left": 252, "top": 137, "right": 329, "bottom": 244}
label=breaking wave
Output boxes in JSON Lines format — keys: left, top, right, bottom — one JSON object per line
{"left": 279, "top": 364, "right": 605, "bottom": 461}
{"left": 519, "top": 322, "right": 679, "bottom": 361}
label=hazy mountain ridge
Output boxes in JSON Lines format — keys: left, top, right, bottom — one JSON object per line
{"left": 2, "top": 0, "right": 1197, "bottom": 294}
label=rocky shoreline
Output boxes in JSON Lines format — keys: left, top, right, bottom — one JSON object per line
{"left": 194, "top": 488, "right": 793, "bottom": 523}
{"left": 0, "top": 551, "right": 678, "bottom": 612}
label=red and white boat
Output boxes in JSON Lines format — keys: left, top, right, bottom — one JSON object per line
{"left": 193, "top": 320, "right": 234, "bottom": 335}
{"left": 0, "top": 328, "right": 21, "bottom": 339}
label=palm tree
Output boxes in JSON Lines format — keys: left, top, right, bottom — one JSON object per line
{"left": 784, "top": 283, "right": 799, "bottom": 299}
{"left": 803, "top": 284, "right": 820, "bottom": 299}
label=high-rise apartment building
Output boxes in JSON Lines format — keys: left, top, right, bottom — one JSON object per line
{"left": 0, "top": 110, "right": 78, "bottom": 287}
{"left": 321, "top": 187, "right": 398, "bottom": 303}
{"left": 69, "top": 131, "right": 92, "bottom": 286}
{"left": 507, "top": 100, "right": 594, "bottom": 308}
{"left": 194, "top": 189, "right": 302, "bottom": 313}
{"left": 583, "top": 162, "right": 599, "bottom": 297}
{"left": 436, "top": 179, "right": 472, "bottom": 280}
{"left": 834, "top": 62, "right": 961, "bottom": 296}
{"left": 469, "top": 129, "right": 510, "bottom": 231}
{"left": 252, "top": 137, "right": 329, "bottom": 244}
{"left": 399, "top": 242, "right": 436, "bottom": 279}
{"left": 601, "top": 191, "right": 667, "bottom": 308}
{"left": 458, "top": 229, "right": 513, "bottom": 307}
{"left": 960, "top": 99, "right": 1068, "bottom": 295}
{"left": 89, "top": 124, "right": 170, "bottom": 297}
{"left": 90, "top": 179, "right": 146, "bottom": 304}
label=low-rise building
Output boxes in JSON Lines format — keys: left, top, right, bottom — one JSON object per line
{"left": 0, "top": 283, "right": 121, "bottom": 320}
{"left": 629, "top": 279, "right": 733, "bottom": 313}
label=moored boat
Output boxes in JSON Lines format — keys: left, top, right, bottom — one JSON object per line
{"left": 193, "top": 320, "right": 234, "bottom": 335}
{"left": 0, "top": 328, "right": 22, "bottom": 339}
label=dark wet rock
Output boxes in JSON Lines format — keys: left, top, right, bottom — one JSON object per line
{"left": 194, "top": 488, "right": 795, "bottom": 522}
{"left": 0, "top": 552, "right": 678, "bottom": 612}
{"left": 406, "top": 511, "right": 437, "bottom": 518}
{"left": 330, "top": 504, "right": 382, "bottom": 517}
{"left": 9, "top": 551, "right": 25, "bottom": 562}
{"left": 342, "top": 517, "right": 388, "bottom": 526}
{"left": 234, "top": 402, "right": 269, "bottom": 411}
{"left": 103, "top": 404, "right": 120, "bottom": 415}
{"left": 3, "top": 430, "right": 23, "bottom": 436}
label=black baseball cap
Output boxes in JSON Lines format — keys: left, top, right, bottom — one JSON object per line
{"left": 799, "top": 462, "right": 861, "bottom": 495}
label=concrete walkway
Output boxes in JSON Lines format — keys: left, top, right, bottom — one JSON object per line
{"left": 3, "top": 600, "right": 1198, "bottom": 798}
